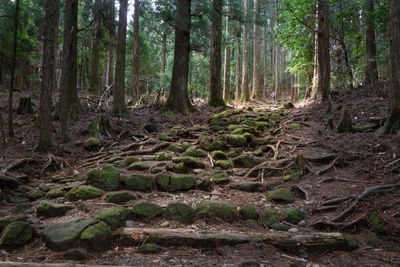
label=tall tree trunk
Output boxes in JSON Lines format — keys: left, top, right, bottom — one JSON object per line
{"left": 113, "top": 0, "right": 127, "bottom": 115}
{"left": 365, "top": 0, "right": 379, "bottom": 87}
{"left": 208, "top": 0, "right": 225, "bottom": 106}
{"left": 39, "top": 0, "right": 59, "bottom": 151}
{"left": 88, "top": 0, "right": 102, "bottom": 93}
{"left": 273, "top": 0, "right": 279, "bottom": 99}
{"left": 133, "top": 0, "right": 140, "bottom": 98}
{"left": 223, "top": 14, "right": 231, "bottom": 101}
{"left": 380, "top": 0, "right": 400, "bottom": 133}
{"left": 317, "top": 0, "right": 330, "bottom": 101}
{"left": 166, "top": 0, "right": 193, "bottom": 114}
{"left": 240, "top": 0, "right": 250, "bottom": 102}
{"left": 235, "top": 23, "right": 241, "bottom": 101}
{"left": 263, "top": 25, "right": 268, "bottom": 98}
{"left": 106, "top": 0, "right": 115, "bottom": 87}
{"left": 160, "top": 33, "right": 167, "bottom": 91}
{"left": 311, "top": 6, "right": 319, "bottom": 99}
{"left": 252, "top": 0, "right": 261, "bottom": 100}
{"left": 8, "top": 0, "right": 19, "bottom": 137}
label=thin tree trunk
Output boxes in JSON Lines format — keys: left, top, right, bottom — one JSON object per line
{"left": 208, "top": 0, "right": 225, "bottom": 106}
{"left": 88, "top": 0, "right": 102, "bottom": 93}
{"left": 133, "top": 0, "right": 140, "bottom": 98}
{"left": 311, "top": 5, "right": 319, "bottom": 99}
{"left": 317, "top": 0, "right": 330, "bottom": 101}
{"left": 235, "top": 23, "right": 241, "bottom": 101}
{"left": 113, "top": 0, "right": 127, "bottom": 115}
{"left": 252, "top": 0, "right": 261, "bottom": 100}
{"left": 273, "top": 0, "right": 279, "bottom": 99}
{"left": 365, "top": 0, "right": 379, "bottom": 87}
{"left": 263, "top": 25, "right": 268, "bottom": 98}
{"left": 160, "top": 33, "right": 167, "bottom": 90}
{"left": 241, "top": 0, "right": 250, "bottom": 102}
{"left": 106, "top": 0, "right": 115, "bottom": 87}
{"left": 223, "top": 15, "right": 231, "bottom": 101}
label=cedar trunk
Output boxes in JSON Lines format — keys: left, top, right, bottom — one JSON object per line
{"left": 317, "top": 0, "right": 330, "bottom": 101}
{"left": 263, "top": 25, "right": 268, "bottom": 98}
{"left": 252, "top": 0, "right": 261, "bottom": 100}
{"left": 241, "top": 0, "right": 250, "bottom": 102}
{"left": 223, "top": 15, "right": 231, "bottom": 101}
{"left": 88, "top": 0, "right": 102, "bottom": 93}
{"left": 365, "top": 0, "right": 379, "bottom": 87}
{"left": 106, "top": 0, "right": 115, "bottom": 87}
{"left": 235, "top": 22, "right": 241, "bottom": 101}
{"left": 133, "top": 0, "right": 141, "bottom": 98}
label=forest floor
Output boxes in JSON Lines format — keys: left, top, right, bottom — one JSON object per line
{"left": 0, "top": 87, "right": 399, "bottom": 267}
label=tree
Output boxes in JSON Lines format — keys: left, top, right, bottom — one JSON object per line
{"left": 317, "top": 0, "right": 330, "bottom": 101}
{"left": 223, "top": 8, "right": 231, "bottom": 101}
{"left": 273, "top": 0, "right": 279, "bottom": 98}
{"left": 380, "top": 0, "right": 400, "bottom": 133}
{"left": 208, "top": 0, "right": 225, "bottom": 106}
{"left": 262, "top": 24, "right": 268, "bottom": 98}
{"left": 252, "top": 0, "right": 261, "bottom": 100}
{"left": 365, "top": 0, "right": 379, "bottom": 87}
{"left": 106, "top": 0, "right": 116, "bottom": 88}
{"left": 113, "top": 0, "right": 128, "bottom": 115}
{"left": 166, "top": 0, "right": 193, "bottom": 113}
{"left": 235, "top": 21, "right": 242, "bottom": 101}
{"left": 241, "top": 0, "right": 250, "bottom": 102}
{"left": 38, "top": 0, "right": 60, "bottom": 151}
{"left": 133, "top": 0, "right": 141, "bottom": 98}
{"left": 88, "top": 0, "right": 102, "bottom": 93}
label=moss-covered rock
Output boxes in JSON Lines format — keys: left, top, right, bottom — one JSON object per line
{"left": 93, "top": 207, "right": 129, "bottom": 230}
{"left": 130, "top": 201, "right": 163, "bottom": 223}
{"left": 198, "top": 136, "right": 213, "bottom": 151}
{"left": 232, "top": 155, "right": 257, "bottom": 168}
{"left": 283, "top": 208, "right": 305, "bottom": 224}
{"left": 210, "top": 140, "right": 227, "bottom": 151}
{"left": 227, "top": 148, "right": 243, "bottom": 158}
{"left": 212, "top": 173, "right": 230, "bottom": 184}
{"left": 127, "top": 161, "right": 151, "bottom": 171}
{"left": 211, "top": 150, "right": 228, "bottom": 160}
{"left": 80, "top": 221, "right": 112, "bottom": 251}
{"left": 139, "top": 243, "right": 161, "bottom": 254}
{"left": 63, "top": 248, "right": 88, "bottom": 260}
{"left": 239, "top": 205, "right": 258, "bottom": 220}
{"left": 105, "top": 191, "right": 137, "bottom": 204}
{"left": 65, "top": 185, "right": 103, "bottom": 201}
{"left": 0, "top": 221, "right": 34, "bottom": 246}
{"left": 214, "top": 160, "right": 233, "bottom": 169}
{"left": 183, "top": 147, "right": 207, "bottom": 158}
{"left": 26, "top": 189, "right": 45, "bottom": 200}
{"left": 245, "top": 219, "right": 258, "bottom": 228}
{"left": 156, "top": 173, "right": 196, "bottom": 192}
{"left": 210, "top": 109, "right": 235, "bottom": 120}
{"left": 269, "top": 189, "right": 294, "bottom": 203}
{"left": 165, "top": 203, "right": 196, "bottom": 224}
{"left": 124, "top": 156, "right": 138, "bottom": 166}
{"left": 37, "top": 201, "right": 73, "bottom": 218}
{"left": 261, "top": 208, "right": 279, "bottom": 227}
{"left": 369, "top": 212, "right": 384, "bottom": 232}
{"left": 83, "top": 138, "right": 101, "bottom": 150}
{"left": 197, "top": 178, "right": 213, "bottom": 191}
{"left": 168, "top": 143, "right": 186, "bottom": 153}
{"left": 366, "top": 232, "right": 380, "bottom": 247}
{"left": 120, "top": 174, "right": 154, "bottom": 191}
{"left": 226, "top": 134, "right": 247, "bottom": 147}
{"left": 155, "top": 152, "right": 172, "bottom": 161}
{"left": 196, "top": 201, "right": 238, "bottom": 223}
{"left": 253, "top": 148, "right": 263, "bottom": 157}
{"left": 175, "top": 156, "right": 205, "bottom": 169}
{"left": 343, "top": 234, "right": 359, "bottom": 251}
{"left": 86, "top": 165, "right": 120, "bottom": 191}
{"left": 45, "top": 185, "right": 65, "bottom": 199}
{"left": 229, "top": 182, "right": 260, "bottom": 192}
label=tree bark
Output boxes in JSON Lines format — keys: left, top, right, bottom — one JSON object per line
{"left": 88, "top": 0, "right": 102, "bottom": 93}
{"left": 112, "top": 0, "right": 127, "bottom": 115}
{"left": 317, "top": 0, "right": 330, "bottom": 101}
{"left": 273, "top": 0, "right": 279, "bottom": 99}
{"left": 365, "top": 0, "right": 379, "bottom": 87}
{"left": 223, "top": 14, "right": 231, "bottom": 101}
{"left": 38, "top": 0, "right": 59, "bottom": 151}
{"left": 235, "top": 22, "right": 242, "bottom": 101}
{"left": 165, "top": 0, "right": 193, "bottom": 114}
{"left": 133, "top": 0, "right": 140, "bottom": 98}
{"left": 310, "top": 5, "right": 319, "bottom": 99}
{"left": 160, "top": 33, "right": 167, "bottom": 90}
{"left": 263, "top": 25, "right": 268, "bottom": 98}
{"left": 252, "top": 0, "right": 261, "bottom": 100}
{"left": 240, "top": 0, "right": 250, "bottom": 102}
{"left": 106, "top": 0, "right": 115, "bottom": 88}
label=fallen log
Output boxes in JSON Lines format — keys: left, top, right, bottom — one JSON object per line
{"left": 121, "top": 227, "right": 358, "bottom": 251}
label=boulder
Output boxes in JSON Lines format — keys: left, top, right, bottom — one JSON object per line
{"left": 37, "top": 200, "right": 73, "bottom": 218}
{"left": 156, "top": 173, "right": 196, "bottom": 192}
{"left": 121, "top": 174, "right": 154, "bottom": 191}
{"left": 283, "top": 208, "right": 305, "bottom": 224}
{"left": 261, "top": 208, "right": 279, "bottom": 227}
{"left": 127, "top": 161, "right": 152, "bottom": 171}
{"left": 196, "top": 201, "right": 238, "bottom": 223}
{"left": 154, "top": 152, "right": 172, "bottom": 161}
{"left": 65, "top": 185, "right": 103, "bottom": 201}
{"left": 229, "top": 182, "right": 260, "bottom": 192}
{"left": 239, "top": 205, "right": 258, "bottom": 221}
{"left": 175, "top": 156, "right": 205, "bottom": 169}
{"left": 214, "top": 160, "right": 232, "bottom": 169}
{"left": 105, "top": 191, "right": 137, "bottom": 204}
{"left": 83, "top": 137, "right": 100, "bottom": 150}
{"left": 226, "top": 134, "right": 247, "bottom": 147}
{"left": 86, "top": 165, "right": 120, "bottom": 191}
{"left": 184, "top": 148, "right": 207, "bottom": 158}
{"left": 0, "top": 221, "right": 34, "bottom": 246}
{"left": 232, "top": 155, "right": 257, "bottom": 168}
{"left": 212, "top": 173, "right": 230, "bottom": 184}
{"left": 269, "top": 189, "right": 294, "bottom": 203}
{"left": 80, "top": 221, "right": 112, "bottom": 251}
{"left": 63, "top": 248, "right": 89, "bottom": 260}
{"left": 93, "top": 207, "right": 129, "bottom": 230}
{"left": 130, "top": 202, "right": 163, "bottom": 223}
{"left": 0, "top": 215, "right": 27, "bottom": 232}
{"left": 211, "top": 150, "right": 228, "bottom": 160}
{"left": 165, "top": 203, "right": 195, "bottom": 224}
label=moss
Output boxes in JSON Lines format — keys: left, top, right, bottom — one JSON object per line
{"left": 210, "top": 109, "right": 235, "bottom": 120}
{"left": 127, "top": 161, "right": 151, "bottom": 171}
{"left": 130, "top": 201, "right": 164, "bottom": 223}
{"left": 155, "top": 152, "right": 172, "bottom": 161}
{"left": 26, "top": 189, "right": 45, "bottom": 200}
{"left": 175, "top": 156, "right": 205, "bottom": 169}
{"left": 369, "top": 212, "right": 384, "bottom": 232}
{"left": 165, "top": 111, "right": 176, "bottom": 120}
{"left": 232, "top": 155, "right": 257, "bottom": 168}
{"left": 80, "top": 221, "right": 112, "bottom": 251}
{"left": 124, "top": 156, "right": 138, "bottom": 166}
{"left": 184, "top": 148, "right": 207, "bottom": 158}
{"left": 229, "top": 182, "right": 260, "bottom": 192}
{"left": 255, "top": 121, "right": 268, "bottom": 130}
{"left": 65, "top": 185, "right": 103, "bottom": 201}
{"left": 139, "top": 243, "right": 161, "bottom": 254}
{"left": 121, "top": 174, "right": 154, "bottom": 191}
{"left": 283, "top": 208, "right": 305, "bottom": 224}
{"left": 198, "top": 136, "right": 213, "bottom": 151}
{"left": 226, "top": 134, "right": 247, "bottom": 147}
{"left": 46, "top": 185, "right": 65, "bottom": 199}
{"left": 93, "top": 207, "right": 128, "bottom": 230}
{"left": 0, "top": 215, "right": 27, "bottom": 232}
{"left": 196, "top": 201, "right": 238, "bottom": 223}
{"left": 227, "top": 148, "right": 242, "bottom": 158}
{"left": 245, "top": 219, "right": 258, "bottom": 228}
{"left": 337, "top": 107, "right": 353, "bottom": 133}
{"left": 210, "top": 140, "right": 227, "bottom": 151}
{"left": 165, "top": 203, "right": 195, "bottom": 224}
{"left": 239, "top": 205, "right": 258, "bottom": 220}
{"left": 37, "top": 201, "right": 72, "bottom": 218}
{"left": 366, "top": 232, "right": 380, "bottom": 247}
{"left": 75, "top": 200, "right": 91, "bottom": 212}
{"left": 269, "top": 188, "right": 294, "bottom": 203}
{"left": 105, "top": 191, "right": 137, "bottom": 204}
{"left": 269, "top": 113, "right": 281, "bottom": 122}
{"left": 211, "top": 150, "right": 227, "bottom": 160}
{"left": 86, "top": 165, "right": 120, "bottom": 191}
{"left": 215, "top": 160, "right": 233, "bottom": 170}
{"left": 159, "top": 134, "right": 174, "bottom": 142}
{"left": 212, "top": 173, "right": 230, "bottom": 184}
{"left": 197, "top": 178, "right": 213, "bottom": 191}
{"left": 290, "top": 123, "right": 301, "bottom": 130}
{"left": 231, "top": 127, "right": 254, "bottom": 135}
{"left": 261, "top": 208, "right": 279, "bottom": 227}
{"left": 174, "top": 162, "right": 189, "bottom": 173}
{"left": 83, "top": 138, "right": 101, "bottom": 150}
{"left": 168, "top": 143, "right": 186, "bottom": 153}
{"left": 242, "top": 132, "right": 254, "bottom": 143}
{"left": 253, "top": 148, "right": 263, "bottom": 157}
{"left": 0, "top": 221, "right": 34, "bottom": 246}
{"left": 156, "top": 173, "right": 196, "bottom": 192}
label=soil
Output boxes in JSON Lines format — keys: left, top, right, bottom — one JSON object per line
{"left": 0, "top": 87, "right": 399, "bottom": 267}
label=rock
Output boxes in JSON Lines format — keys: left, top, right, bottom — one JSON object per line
{"left": 13, "top": 204, "right": 33, "bottom": 214}
{"left": 7, "top": 195, "right": 29, "bottom": 203}
{"left": 197, "top": 178, "right": 213, "bottom": 191}
{"left": 269, "top": 188, "right": 294, "bottom": 203}
{"left": 65, "top": 185, "right": 103, "bottom": 201}
{"left": 144, "top": 123, "right": 158, "bottom": 133}
{"left": 226, "top": 134, "right": 247, "bottom": 147}
{"left": 0, "top": 221, "right": 34, "bottom": 246}
{"left": 38, "top": 183, "right": 51, "bottom": 192}
{"left": 174, "top": 162, "right": 189, "bottom": 174}
{"left": 229, "top": 182, "right": 260, "bottom": 192}
{"left": 168, "top": 143, "right": 186, "bottom": 153}
{"left": 105, "top": 191, "right": 137, "bottom": 204}
{"left": 212, "top": 173, "right": 230, "bottom": 184}
{"left": 239, "top": 205, "right": 258, "bottom": 220}
{"left": 165, "top": 203, "right": 195, "bottom": 224}
{"left": 124, "top": 156, "right": 138, "bottom": 166}
{"left": 211, "top": 150, "right": 228, "bottom": 160}
{"left": 46, "top": 185, "right": 65, "bottom": 199}
{"left": 227, "top": 148, "right": 242, "bottom": 158}
{"left": 196, "top": 201, "right": 238, "bottom": 223}
{"left": 0, "top": 215, "right": 28, "bottom": 232}
{"left": 232, "top": 155, "right": 257, "bottom": 168}
{"left": 121, "top": 174, "right": 154, "bottom": 191}
{"left": 366, "top": 232, "right": 380, "bottom": 247}
{"left": 83, "top": 137, "right": 101, "bottom": 150}
{"left": 156, "top": 173, "right": 196, "bottom": 192}
{"left": 25, "top": 189, "right": 45, "bottom": 200}
{"left": 63, "top": 248, "right": 88, "bottom": 260}
{"left": 261, "top": 208, "right": 279, "bottom": 227}
{"left": 80, "top": 221, "right": 112, "bottom": 251}
{"left": 155, "top": 152, "right": 172, "bottom": 161}
{"left": 253, "top": 148, "right": 263, "bottom": 157}
{"left": 86, "top": 165, "right": 120, "bottom": 191}
{"left": 210, "top": 140, "right": 227, "bottom": 151}
{"left": 214, "top": 160, "right": 232, "bottom": 169}
{"left": 175, "top": 156, "right": 205, "bottom": 169}
{"left": 270, "top": 223, "right": 290, "bottom": 231}
{"left": 283, "top": 102, "right": 295, "bottom": 109}
{"left": 0, "top": 175, "right": 22, "bottom": 188}
{"left": 130, "top": 201, "right": 164, "bottom": 223}
{"left": 128, "top": 161, "right": 152, "bottom": 171}
{"left": 245, "top": 219, "right": 258, "bottom": 228}
{"left": 284, "top": 208, "right": 305, "bottom": 224}
{"left": 343, "top": 234, "right": 359, "bottom": 250}
{"left": 43, "top": 218, "right": 98, "bottom": 251}
{"left": 37, "top": 200, "right": 73, "bottom": 218}
{"left": 93, "top": 207, "right": 129, "bottom": 230}
{"left": 288, "top": 227, "right": 298, "bottom": 233}
{"left": 139, "top": 243, "right": 161, "bottom": 254}
{"left": 198, "top": 136, "right": 213, "bottom": 151}
{"left": 369, "top": 211, "right": 384, "bottom": 233}
{"left": 184, "top": 148, "right": 207, "bottom": 158}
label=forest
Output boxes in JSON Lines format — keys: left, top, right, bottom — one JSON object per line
{"left": 0, "top": 0, "right": 399, "bottom": 266}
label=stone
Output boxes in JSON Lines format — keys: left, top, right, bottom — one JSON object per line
{"left": 239, "top": 205, "right": 258, "bottom": 220}
{"left": 269, "top": 189, "right": 294, "bottom": 203}
{"left": 184, "top": 148, "right": 207, "bottom": 158}
{"left": 63, "top": 248, "right": 88, "bottom": 260}
{"left": 261, "top": 208, "right": 279, "bottom": 227}
{"left": 124, "top": 156, "right": 138, "bottom": 166}
{"left": 366, "top": 232, "right": 380, "bottom": 247}
{"left": 155, "top": 152, "right": 172, "bottom": 161}
{"left": 196, "top": 201, "right": 238, "bottom": 223}
{"left": 165, "top": 203, "right": 195, "bottom": 224}
{"left": 130, "top": 201, "right": 164, "bottom": 223}
{"left": 156, "top": 173, "right": 196, "bottom": 192}
{"left": 210, "top": 140, "right": 227, "bottom": 151}
{"left": 229, "top": 182, "right": 260, "bottom": 192}
{"left": 144, "top": 123, "right": 158, "bottom": 132}
{"left": 105, "top": 191, "right": 137, "bottom": 204}
{"left": 283, "top": 208, "right": 305, "bottom": 224}
{"left": 227, "top": 149, "right": 243, "bottom": 158}
{"left": 253, "top": 148, "right": 263, "bottom": 157}
{"left": 37, "top": 200, "right": 73, "bottom": 218}
{"left": 0, "top": 175, "right": 22, "bottom": 188}
{"left": 226, "top": 134, "right": 247, "bottom": 147}
{"left": 232, "top": 155, "right": 257, "bottom": 168}
{"left": 0, "top": 221, "right": 34, "bottom": 246}
{"left": 86, "top": 165, "right": 120, "bottom": 191}
{"left": 369, "top": 211, "right": 384, "bottom": 232}
{"left": 212, "top": 173, "right": 230, "bottom": 184}
{"left": 245, "top": 219, "right": 258, "bottom": 228}
{"left": 127, "top": 161, "right": 151, "bottom": 171}
{"left": 93, "top": 207, "right": 129, "bottom": 230}
{"left": 270, "top": 223, "right": 290, "bottom": 231}
{"left": 168, "top": 143, "right": 186, "bottom": 153}
{"left": 46, "top": 185, "right": 65, "bottom": 199}
{"left": 175, "top": 156, "right": 205, "bottom": 169}
{"left": 80, "top": 221, "right": 112, "bottom": 251}
{"left": 43, "top": 218, "right": 98, "bottom": 251}
{"left": 174, "top": 162, "right": 189, "bottom": 174}
{"left": 0, "top": 215, "right": 28, "bottom": 232}
{"left": 211, "top": 150, "right": 227, "bottom": 160}
{"left": 343, "top": 234, "right": 359, "bottom": 250}
{"left": 214, "top": 160, "right": 232, "bottom": 169}
{"left": 198, "top": 136, "right": 213, "bottom": 151}
{"left": 121, "top": 174, "right": 154, "bottom": 191}
{"left": 65, "top": 185, "right": 103, "bottom": 201}
{"left": 139, "top": 243, "right": 161, "bottom": 254}
{"left": 13, "top": 204, "right": 33, "bottom": 214}
{"left": 83, "top": 137, "right": 101, "bottom": 150}
{"left": 197, "top": 178, "right": 213, "bottom": 192}
{"left": 7, "top": 195, "right": 29, "bottom": 203}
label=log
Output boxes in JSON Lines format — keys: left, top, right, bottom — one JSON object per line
{"left": 121, "top": 227, "right": 358, "bottom": 251}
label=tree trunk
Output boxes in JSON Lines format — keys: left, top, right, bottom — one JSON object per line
{"left": 240, "top": 0, "right": 250, "bottom": 102}
{"left": 311, "top": 6, "right": 319, "bottom": 99}
{"left": 317, "top": 0, "right": 330, "bottom": 101}
{"left": 365, "top": 0, "right": 379, "bottom": 87}
{"left": 263, "top": 25, "right": 268, "bottom": 98}
{"left": 133, "top": 0, "right": 140, "bottom": 98}
{"left": 165, "top": 0, "right": 193, "bottom": 114}
{"left": 160, "top": 33, "right": 167, "bottom": 91}
{"left": 273, "top": 0, "right": 279, "bottom": 99}
{"left": 88, "top": 0, "right": 102, "bottom": 93}
{"left": 380, "top": 0, "right": 400, "bottom": 133}
{"left": 106, "top": 0, "right": 115, "bottom": 88}
{"left": 113, "top": 0, "right": 127, "bottom": 115}
{"left": 235, "top": 22, "right": 242, "bottom": 101}
{"left": 252, "top": 0, "right": 261, "bottom": 100}
{"left": 223, "top": 15, "right": 231, "bottom": 101}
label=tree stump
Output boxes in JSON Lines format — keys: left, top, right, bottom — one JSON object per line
{"left": 89, "top": 115, "right": 113, "bottom": 138}
{"left": 16, "top": 97, "right": 34, "bottom": 115}
{"left": 337, "top": 107, "right": 353, "bottom": 133}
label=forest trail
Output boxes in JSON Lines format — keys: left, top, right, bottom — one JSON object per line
{"left": 1, "top": 88, "right": 400, "bottom": 266}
